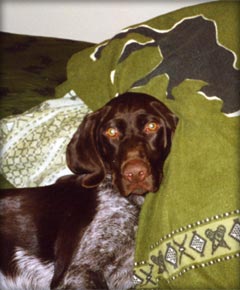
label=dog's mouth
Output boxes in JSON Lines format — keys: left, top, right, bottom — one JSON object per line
{"left": 130, "top": 186, "right": 148, "bottom": 195}
{"left": 124, "top": 176, "right": 154, "bottom": 196}
{"left": 113, "top": 158, "right": 159, "bottom": 196}
{"left": 114, "top": 174, "right": 159, "bottom": 197}
{"left": 112, "top": 172, "right": 160, "bottom": 197}
{"left": 124, "top": 159, "right": 151, "bottom": 195}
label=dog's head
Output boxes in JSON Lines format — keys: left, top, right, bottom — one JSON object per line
{"left": 66, "top": 92, "right": 177, "bottom": 196}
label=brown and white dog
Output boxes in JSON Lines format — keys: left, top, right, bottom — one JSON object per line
{"left": 0, "top": 92, "right": 177, "bottom": 290}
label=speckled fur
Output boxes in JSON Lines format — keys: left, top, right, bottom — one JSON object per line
{"left": 0, "top": 180, "right": 144, "bottom": 290}
{"left": 56, "top": 181, "right": 144, "bottom": 290}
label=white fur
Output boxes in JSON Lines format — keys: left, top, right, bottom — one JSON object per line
{"left": 0, "top": 248, "right": 54, "bottom": 290}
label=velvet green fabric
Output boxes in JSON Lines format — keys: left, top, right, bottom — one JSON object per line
{"left": 55, "top": 1, "right": 240, "bottom": 288}
{"left": 0, "top": 32, "right": 93, "bottom": 119}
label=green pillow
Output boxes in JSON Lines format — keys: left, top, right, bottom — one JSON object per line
{"left": 56, "top": 1, "right": 240, "bottom": 288}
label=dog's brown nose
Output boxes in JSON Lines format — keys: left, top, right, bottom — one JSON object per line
{"left": 122, "top": 160, "right": 149, "bottom": 183}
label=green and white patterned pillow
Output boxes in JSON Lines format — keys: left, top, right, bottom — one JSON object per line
{"left": 0, "top": 92, "right": 91, "bottom": 187}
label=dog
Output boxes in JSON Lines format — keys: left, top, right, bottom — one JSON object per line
{"left": 0, "top": 92, "right": 177, "bottom": 290}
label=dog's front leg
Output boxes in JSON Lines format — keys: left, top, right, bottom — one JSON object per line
{"left": 103, "top": 249, "right": 136, "bottom": 290}
{"left": 52, "top": 266, "right": 108, "bottom": 290}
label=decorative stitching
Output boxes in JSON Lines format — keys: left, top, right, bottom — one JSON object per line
{"left": 229, "top": 218, "right": 240, "bottom": 243}
{"left": 134, "top": 210, "right": 240, "bottom": 287}
{"left": 189, "top": 231, "right": 207, "bottom": 257}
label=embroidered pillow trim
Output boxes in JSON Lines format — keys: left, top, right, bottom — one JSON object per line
{"left": 134, "top": 209, "right": 240, "bottom": 287}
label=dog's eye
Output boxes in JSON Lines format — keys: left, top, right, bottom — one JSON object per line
{"left": 105, "top": 127, "right": 119, "bottom": 139}
{"left": 144, "top": 121, "right": 160, "bottom": 134}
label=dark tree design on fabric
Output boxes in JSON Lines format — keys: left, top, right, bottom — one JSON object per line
{"left": 93, "top": 17, "right": 240, "bottom": 114}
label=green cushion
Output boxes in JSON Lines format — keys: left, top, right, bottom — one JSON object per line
{"left": 55, "top": 1, "right": 240, "bottom": 288}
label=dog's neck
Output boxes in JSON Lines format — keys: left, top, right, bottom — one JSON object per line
{"left": 100, "top": 174, "right": 145, "bottom": 208}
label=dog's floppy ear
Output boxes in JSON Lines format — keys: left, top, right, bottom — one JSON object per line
{"left": 66, "top": 106, "right": 110, "bottom": 188}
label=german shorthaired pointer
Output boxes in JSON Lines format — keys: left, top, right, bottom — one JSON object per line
{"left": 0, "top": 92, "right": 177, "bottom": 290}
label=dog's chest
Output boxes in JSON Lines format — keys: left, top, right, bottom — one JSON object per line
{"left": 75, "top": 190, "right": 138, "bottom": 265}
{"left": 60, "top": 188, "right": 141, "bottom": 289}
{"left": 80, "top": 188, "right": 139, "bottom": 255}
